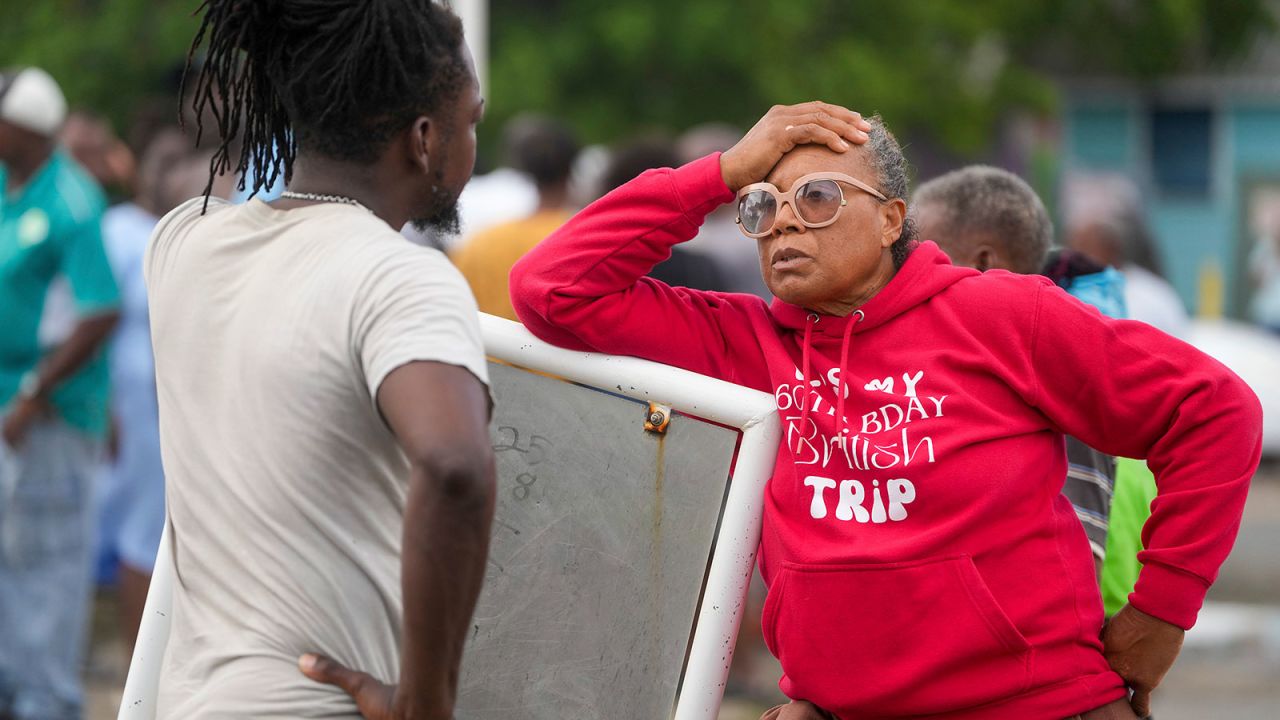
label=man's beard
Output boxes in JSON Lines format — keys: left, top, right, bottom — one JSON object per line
{"left": 410, "top": 182, "right": 462, "bottom": 240}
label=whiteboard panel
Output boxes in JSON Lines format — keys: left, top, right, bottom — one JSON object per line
{"left": 456, "top": 362, "right": 739, "bottom": 719}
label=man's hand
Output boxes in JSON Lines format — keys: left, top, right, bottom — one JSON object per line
{"left": 719, "top": 102, "right": 872, "bottom": 192}
{"left": 1, "top": 397, "right": 45, "bottom": 449}
{"left": 300, "top": 653, "right": 421, "bottom": 720}
{"left": 2, "top": 312, "right": 118, "bottom": 450}
{"left": 759, "top": 700, "right": 836, "bottom": 720}
{"left": 1101, "top": 603, "right": 1185, "bottom": 717}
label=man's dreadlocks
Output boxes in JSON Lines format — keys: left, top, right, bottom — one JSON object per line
{"left": 183, "top": 0, "right": 467, "bottom": 201}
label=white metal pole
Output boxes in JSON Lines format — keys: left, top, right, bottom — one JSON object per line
{"left": 117, "top": 523, "right": 174, "bottom": 720}
{"left": 673, "top": 411, "right": 780, "bottom": 720}
{"left": 479, "top": 315, "right": 777, "bottom": 427}
{"left": 450, "top": 0, "right": 488, "bottom": 96}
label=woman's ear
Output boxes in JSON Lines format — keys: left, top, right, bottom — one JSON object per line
{"left": 881, "top": 198, "right": 907, "bottom": 248}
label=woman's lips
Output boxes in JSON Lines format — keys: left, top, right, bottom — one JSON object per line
{"left": 771, "top": 248, "right": 813, "bottom": 272}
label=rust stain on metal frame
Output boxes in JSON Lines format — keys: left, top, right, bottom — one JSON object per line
{"left": 645, "top": 402, "right": 672, "bottom": 434}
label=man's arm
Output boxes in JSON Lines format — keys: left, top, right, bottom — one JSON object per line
{"left": 302, "top": 361, "right": 495, "bottom": 720}
{"left": 2, "top": 312, "right": 119, "bottom": 447}
{"left": 4, "top": 202, "right": 121, "bottom": 447}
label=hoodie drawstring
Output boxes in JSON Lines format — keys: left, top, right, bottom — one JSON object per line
{"left": 798, "top": 309, "right": 865, "bottom": 451}
{"left": 835, "top": 309, "right": 865, "bottom": 440}
{"left": 798, "top": 314, "right": 817, "bottom": 439}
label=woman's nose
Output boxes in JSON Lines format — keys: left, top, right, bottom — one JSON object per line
{"left": 772, "top": 200, "right": 806, "bottom": 236}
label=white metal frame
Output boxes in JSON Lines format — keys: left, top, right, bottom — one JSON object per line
{"left": 119, "top": 315, "right": 780, "bottom": 720}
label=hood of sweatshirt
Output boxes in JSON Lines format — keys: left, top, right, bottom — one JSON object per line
{"left": 765, "top": 241, "right": 978, "bottom": 443}
{"left": 768, "top": 240, "right": 977, "bottom": 336}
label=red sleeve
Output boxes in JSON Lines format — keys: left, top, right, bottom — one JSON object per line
{"left": 510, "top": 152, "right": 764, "bottom": 384}
{"left": 1027, "top": 284, "right": 1263, "bottom": 629}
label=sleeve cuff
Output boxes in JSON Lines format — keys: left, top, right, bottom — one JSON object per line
{"left": 1128, "top": 561, "right": 1212, "bottom": 630}
{"left": 670, "top": 152, "right": 736, "bottom": 221}
{"left": 367, "top": 355, "right": 493, "bottom": 417}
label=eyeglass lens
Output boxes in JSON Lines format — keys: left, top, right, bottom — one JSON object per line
{"left": 795, "top": 180, "right": 842, "bottom": 224}
{"left": 738, "top": 179, "right": 843, "bottom": 234}
{"left": 739, "top": 191, "right": 776, "bottom": 235}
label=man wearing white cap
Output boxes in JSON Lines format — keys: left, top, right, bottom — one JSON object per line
{"left": 0, "top": 66, "right": 120, "bottom": 720}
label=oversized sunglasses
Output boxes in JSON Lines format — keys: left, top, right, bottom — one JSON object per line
{"left": 735, "top": 172, "right": 887, "bottom": 238}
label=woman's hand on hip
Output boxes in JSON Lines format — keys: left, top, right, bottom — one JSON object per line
{"left": 759, "top": 700, "right": 836, "bottom": 720}
{"left": 1101, "top": 603, "right": 1185, "bottom": 717}
{"left": 720, "top": 102, "right": 872, "bottom": 192}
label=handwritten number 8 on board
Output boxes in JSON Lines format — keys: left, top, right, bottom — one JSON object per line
{"left": 513, "top": 473, "right": 537, "bottom": 501}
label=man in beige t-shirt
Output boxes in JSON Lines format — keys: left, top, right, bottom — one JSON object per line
{"left": 149, "top": 4, "right": 496, "bottom": 719}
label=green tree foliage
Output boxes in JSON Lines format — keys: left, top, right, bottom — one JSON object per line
{"left": 1, "top": 0, "right": 1273, "bottom": 155}
{"left": 1, "top": 1, "right": 199, "bottom": 140}
{"left": 487, "top": 0, "right": 1276, "bottom": 152}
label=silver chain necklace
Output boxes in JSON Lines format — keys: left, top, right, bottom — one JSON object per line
{"left": 279, "top": 190, "right": 371, "bottom": 213}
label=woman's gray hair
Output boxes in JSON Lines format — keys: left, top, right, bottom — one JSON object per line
{"left": 864, "top": 115, "right": 918, "bottom": 267}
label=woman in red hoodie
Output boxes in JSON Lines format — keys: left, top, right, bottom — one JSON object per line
{"left": 509, "top": 103, "right": 1262, "bottom": 720}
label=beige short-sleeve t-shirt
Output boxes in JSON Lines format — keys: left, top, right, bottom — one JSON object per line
{"left": 145, "top": 197, "right": 489, "bottom": 719}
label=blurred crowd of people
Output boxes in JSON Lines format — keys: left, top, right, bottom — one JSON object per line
{"left": 0, "top": 60, "right": 1260, "bottom": 720}
{"left": 0, "top": 65, "right": 226, "bottom": 719}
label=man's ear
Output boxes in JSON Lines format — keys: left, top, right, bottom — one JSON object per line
{"left": 407, "top": 116, "right": 433, "bottom": 175}
{"left": 973, "top": 243, "right": 1010, "bottom": 272}
{"left": 880, "top": 198, "right": 907, "bottom": 249}
{"left": 974, "top": 246, "right": 994, "bottom": 272}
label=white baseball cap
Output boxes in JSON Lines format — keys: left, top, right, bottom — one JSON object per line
{"left": 0, "top": 67, "right": 68, "bottom": 138}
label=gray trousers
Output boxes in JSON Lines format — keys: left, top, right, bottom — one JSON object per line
{"left": 0, "top": 416, "right": 98, "bottom": 720}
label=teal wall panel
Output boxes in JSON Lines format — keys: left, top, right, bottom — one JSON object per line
{"left": 1067, "top": 106, "right": 1134, "bottom": 170}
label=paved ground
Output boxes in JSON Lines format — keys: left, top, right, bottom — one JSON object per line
{"left": 85, "top": 465, "right": 1280, "bottom": 719}
{"left": 1144, "top": 461, "right": 1280, "bottom": 720}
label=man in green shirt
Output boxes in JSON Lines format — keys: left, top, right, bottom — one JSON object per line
{"left": 0, "top": 66, "right": 120, "bottom": 720}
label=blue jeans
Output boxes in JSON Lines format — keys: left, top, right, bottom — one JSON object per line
{"left": 0, "top": 416, "right": 98, "bottom": 720}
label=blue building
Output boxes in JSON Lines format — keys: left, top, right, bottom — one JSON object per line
{"left": 1060, "top": 43, "right": 1280, "bottom": 319}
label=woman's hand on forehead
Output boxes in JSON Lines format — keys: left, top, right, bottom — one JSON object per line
{"left": 720, "top": 102, "right": 872, "bottom": 192}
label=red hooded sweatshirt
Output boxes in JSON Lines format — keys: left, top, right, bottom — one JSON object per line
{"left": 509, "top": 154, "right": 1262, "bottom": 719}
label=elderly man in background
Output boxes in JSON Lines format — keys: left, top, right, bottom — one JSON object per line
{"left": 0, "top": 66, "right": 120, "bottom": 720}
{"left": 912, "top": 165, "right": 1157, "bottom": 621}
{"left": 912, "top": 166, "right": 1118, "bottom": 572}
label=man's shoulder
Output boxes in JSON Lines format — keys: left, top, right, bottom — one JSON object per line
{"left": 44, "top": 153, "right": 106, "bottom": 230}
{"left": 143, "top": 197, "right": 228, "bottom": 283}
{"left": 352, "top": 233, "right": 469, "bottom": 298}
{"left": 152, "top": 196, "right": 224, "bottom": 240}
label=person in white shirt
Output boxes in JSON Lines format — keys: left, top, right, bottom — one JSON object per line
{"left": 147, "top": 3, "right": 496, "bottom": 718}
